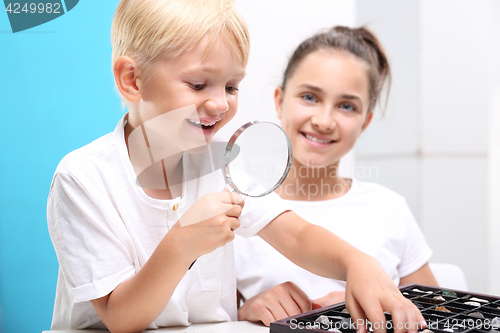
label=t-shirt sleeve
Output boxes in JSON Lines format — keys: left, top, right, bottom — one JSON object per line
{"left": 47, "top": 171, "right": 136, "bottom": 303}
{"left": 394, "top": 197, "right": 433, "bottom": 278}
{"left": 234, "top": 192, "right": 291, "bottom": 238}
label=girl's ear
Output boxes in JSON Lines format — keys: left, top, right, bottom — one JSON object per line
{"left": 359, "top": 111, "right": 374, "bottom": 136}
{"left": 114, "top": 56, "right": 142, "bottom": 102}
{"left": 274, "top": 86, "right": 284, "bottom": 119}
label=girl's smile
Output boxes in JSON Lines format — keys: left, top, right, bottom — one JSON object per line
{"left": 275, "top": 50, "right": 372, "bottom": 169}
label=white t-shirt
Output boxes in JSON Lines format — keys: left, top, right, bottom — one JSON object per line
{"left": 235, "top": 178, "right": 433, "bottom": 301}
{"left": 47, "top": 114, "right": 290, "bottom": 330}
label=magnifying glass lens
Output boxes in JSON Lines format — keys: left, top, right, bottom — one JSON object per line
{"left": 225, "top": 122, "right": 291, "bottom": 197}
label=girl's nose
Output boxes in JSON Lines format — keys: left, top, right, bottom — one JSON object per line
{"left": 311, "top": 107, "right": 336, "bottom": 132}
{"left": 204, "top": 91, "right": 229, "bottom": 114}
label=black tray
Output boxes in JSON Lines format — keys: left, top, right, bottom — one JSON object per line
{"left": 270, "top": 284, "right": 500, "bottom": 333}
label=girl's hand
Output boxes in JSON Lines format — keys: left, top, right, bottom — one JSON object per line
{"left": 172, "top": 189, "right": 244, "bottom": 261}
{"left": 314, "top": 290, "right": 346, "bottom": 307}
{"left": 238, "top": 281, "right": 322, "bottom": 326}
{"left": 344, "top": 256, "right": 426, "bottom": 333}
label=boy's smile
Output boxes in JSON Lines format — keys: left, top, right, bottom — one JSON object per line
{"left": 125, "top": 33, "right": 246, "bottom": 146}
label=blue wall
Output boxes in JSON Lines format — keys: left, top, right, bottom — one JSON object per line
{"left": 0, "top": 2, "right": 122, "bottom": 332}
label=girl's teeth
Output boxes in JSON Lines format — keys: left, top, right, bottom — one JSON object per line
{"left": 305, "top": 134, "right": 332, "bottom": 144}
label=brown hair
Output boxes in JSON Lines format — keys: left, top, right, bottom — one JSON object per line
{"left": 282, "top": 26, "right": 391, "bottom": 112}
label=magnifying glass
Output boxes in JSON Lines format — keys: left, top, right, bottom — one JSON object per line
{"left": 189, "top": 121, "right": 292, "bottom": 270}
{"left": 223, "top": 121, "right": 292, "bottom": 197}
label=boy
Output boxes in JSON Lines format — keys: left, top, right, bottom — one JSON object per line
{"left": 48, "top": 0, "right": 425, "bottom": 332}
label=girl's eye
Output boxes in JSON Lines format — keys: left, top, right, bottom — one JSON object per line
{"left": 189, "top": 83, "right": 206, "bottom": 90}
{"left": 226, "top": 86, "right": 239, "bottom": 94}
{"left": 340, "top": 103, "right": 356, "bottom": 112}
{"left": 301, "top": 93, "right": 317, "bottom": 103}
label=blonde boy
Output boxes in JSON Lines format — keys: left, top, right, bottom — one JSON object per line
{"left": 48, "top": 0, "right": 425, "bottom": 332}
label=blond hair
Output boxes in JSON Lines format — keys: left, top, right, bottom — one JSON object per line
{"left": 111, "top": 0, "right": 250, "bottom": 83}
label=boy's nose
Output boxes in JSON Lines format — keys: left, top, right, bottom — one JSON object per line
{"left": 311, "top": 107, "right": 336, "bottom": 132}
{"left": 204, "top": 94, "right": 229, "bottom": 114}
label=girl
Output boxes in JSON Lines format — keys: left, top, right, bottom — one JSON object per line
{"left": 236, "top": 26, "right": 438, "bottom": 325}
{"left": 47, "top": 3, "right": 426, "bottom": 332}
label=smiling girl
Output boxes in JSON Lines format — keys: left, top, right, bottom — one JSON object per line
{"left": 235, "top": 26, "right": 438, "bottom": 326}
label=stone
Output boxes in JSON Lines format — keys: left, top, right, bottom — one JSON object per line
{"left": 442, "top": 289, "right": 457, "bottom": 297}
{"left": 413, "top": 288, "right": 433, "bottom": 294}
{"left": 341, "top": 308, "right": 350, "bottom": 314}
{"left": 435, "top": 306, "right": 452, "bottom": 313}
{"left": 315, "top": 315, "right": 330, "bottom": 325}
{"left": 433, "top": 296, "right": 446, "bottom": 301}
{"left": 470, "top": 297, "right": 489, "bottom": 303}
{"left": 464, "top": 301, "right": 481, "bottom": 307}
{"left": 468, "top": 312, "right": 484, "bottom": 318}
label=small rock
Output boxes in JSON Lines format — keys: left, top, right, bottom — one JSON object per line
{"left": 468, "top": 312, "right": 484, "bottom": 318}
{"left": 470, "top": 297, "right": 489, "bottom": 303}
{"left": 341, "top": 308, "right": 350, "bottom": 314}
{"left": 435, "top": 306, "right": 452, "bottom": 313}
{"left": 491, "top": 317, "right": 500, "bottom": 329}
{"left": 315, "top": 315, "right": 330, "bottom": 325}
{"left": 442, "top": 289, "right": 457, "bottom": 297}
{"left": 413, "top": 288, "right": 433, "bottom": 294}
{"left": 464, "top": 301, "right": 481, "bottom": 307}
{"left": 433, "top": 296, "right": 446, "bottom": 301}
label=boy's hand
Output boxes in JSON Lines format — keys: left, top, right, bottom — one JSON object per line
{"left": 238, "top": 281, "right": 322, "bottom": 326}
{"left": 313, "top": 290, "right": 346, "bottom": 307}
{"left": 173, "top": 189, "right": 244, "bottom": 261}
{"left": 344, "top": 256, "right": 426, "bottom": 333}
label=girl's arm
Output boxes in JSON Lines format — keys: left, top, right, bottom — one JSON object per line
{"left": 258, "top": 210, "right": 426, "bottom": 333}
{"left": 399, "top": 263, "right": 438, "bottom": 286}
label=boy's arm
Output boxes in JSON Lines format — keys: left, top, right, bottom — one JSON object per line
{"left": 91, "top": 191, "right": 243, "bottom": 333}
{"left": 257, "top": 211, "right": 426, "bottom": 333}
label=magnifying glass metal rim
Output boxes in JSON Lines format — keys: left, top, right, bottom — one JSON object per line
{"left": 222, "top": 121, "right": 293, "bottom": 197}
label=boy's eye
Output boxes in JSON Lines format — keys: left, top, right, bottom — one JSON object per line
{"left": 301, "top": 93, "right": 317, "bottom": 103}
{"left": 226, "top": 86, "right": 239, "bottom": 93}
{"left": 189, "top": 83, "right": 206, "bottom": 90}
{"left": 340, "top": 103, "right": 356, "bottom": 112}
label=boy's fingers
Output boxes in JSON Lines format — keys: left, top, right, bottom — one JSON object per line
{"left": 346, "top": 293, "right": 368, "bottom": 333}
{"left": 227, "top": 217, "right": 241, "bottom": 231}
{"left": 225, "top": 203, "right": 242, "bottom": 218}
{"left": 219, "top": 189, "right": 244, "bottom": 208}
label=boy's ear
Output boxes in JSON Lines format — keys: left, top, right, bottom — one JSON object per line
{"left": 360, "top": 111, "right": 374, "bottom": 136}
{"left": 274, "top": 86, "right": 284, "bottom": 119}
{"left": 114, "top": 56, "right": 142, "bottom": 102}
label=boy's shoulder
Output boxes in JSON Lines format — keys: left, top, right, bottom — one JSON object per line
{"left": 55, "top": 131, "right": 120, "bottom": 178}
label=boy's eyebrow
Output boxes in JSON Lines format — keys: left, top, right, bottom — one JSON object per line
{"left": 183, "top": 66, "right": 246, "bottom": 77}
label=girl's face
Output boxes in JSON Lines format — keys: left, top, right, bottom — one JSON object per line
{"left": 136, "top": 34, "right": 246, "bottom": 145}
{"left": 275, "top": 50, "right": 373, "bottom": 168}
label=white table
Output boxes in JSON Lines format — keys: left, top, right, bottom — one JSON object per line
{"left": 42, "top": 321, "right": 269, "bottom": 333}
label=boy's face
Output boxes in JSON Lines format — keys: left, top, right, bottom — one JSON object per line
{"left": 136, "top": 34, "right": 246, "bottom": 145}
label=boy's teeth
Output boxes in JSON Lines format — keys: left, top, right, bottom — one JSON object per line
{"left": 305, "top": 134, "right": 332, "bottom": 144}
{"left": 188, "top": 119, "right": 217, "bottom": 126}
